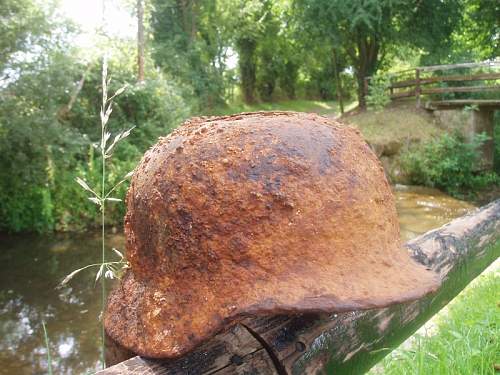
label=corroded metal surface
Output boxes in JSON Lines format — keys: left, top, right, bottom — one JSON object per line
{"left": 104, "top": 111, "right": 440, "bottom": 359}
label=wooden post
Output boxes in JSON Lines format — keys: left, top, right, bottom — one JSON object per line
{"left": 99, "top": 200, "right": 500, "bottom": 375}
{"left": 415, "top": 68, "right": 421, "bottom": 108}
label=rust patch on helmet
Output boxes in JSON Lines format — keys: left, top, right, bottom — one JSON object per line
{"left": 105, "top": 111, "right": 440, "bottom": 358}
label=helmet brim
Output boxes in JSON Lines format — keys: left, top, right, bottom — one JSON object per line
{"left": 105, "top": 244, "right": 439, "bottom": 358}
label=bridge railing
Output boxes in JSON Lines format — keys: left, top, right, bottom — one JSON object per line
{"left": 364, "top": 60, "right": 500, "bottom": 107}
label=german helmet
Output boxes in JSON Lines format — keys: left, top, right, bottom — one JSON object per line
{"left": 105, "top": 112, "right": 440, "bottom": 358}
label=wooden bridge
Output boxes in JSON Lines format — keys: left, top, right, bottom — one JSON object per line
{"left": 365, "top": 61, "right": 500, "bottom": 169}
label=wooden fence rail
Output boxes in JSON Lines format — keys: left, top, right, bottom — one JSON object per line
{"left": 364, "top": 61, "right": 500, "bottom": 108}
{"left": 99, "top": 199, "right": 500, "bottom": 375}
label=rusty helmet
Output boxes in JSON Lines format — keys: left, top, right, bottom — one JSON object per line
{"left": 105, "top": 111, "right": 440, "bottom": 358}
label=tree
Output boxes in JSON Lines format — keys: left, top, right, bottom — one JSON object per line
{"left": 0, "top": 0, "right": 52, "bottom": 75}
{"left": 151, "top": 0, "right": 228, "bottom": 108}
{"left": 294, "top": 0, "right": 463, "bottom": 108}
{"left": 220, "top": 0, "right": 270, "bottom": 103}
{"left": 447, "top": 0, "right": 500, "bottom": 62}
{"left": 398, "top": 0, "right": 464, "bottom": 65}
{"left": 257, "top": 2, "right": 301, "bottom": 101}
{"left": 294, "top": 0, "right": 397, "bottom": 108}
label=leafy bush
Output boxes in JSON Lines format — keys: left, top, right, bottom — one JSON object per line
{"left": 402, "top": 132, "right": 498, "bottom": 198}
{"left": 0, "top": 49, "right": 191, "bottom": 233}
{"left": 366, "top": 74, "right": 391, "bottom": 111}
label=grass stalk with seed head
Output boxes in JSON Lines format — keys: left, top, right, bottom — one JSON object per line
{"left": 63, "top": 57, "right": 133, "bottom": 369}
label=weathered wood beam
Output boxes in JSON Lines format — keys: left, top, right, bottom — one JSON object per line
{"left": 365, "top": 61, "right": 500, "bottom": 83}
{"left": 418, "top": 61, "right": 500, "bottom": 72}
{"left": 425, "top": 99, "right": 500, "bottom": 110}
{"left": 102, "top": 324, "right": 278, "bottom": 374}
{"left": 422, "top": 85, "right": 500, "bottom": 95}
{"left": 390, "top": 72, "right": 500, "bottom": 89}
{"left": 99, "top": 200, "right": 500, "bottom": 375}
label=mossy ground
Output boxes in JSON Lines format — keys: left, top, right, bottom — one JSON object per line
{"left": 212, "top": 98, "right": 438, "bottom": 147}
{"left": 341, "top": 99, "right": 439, "bottom": 146}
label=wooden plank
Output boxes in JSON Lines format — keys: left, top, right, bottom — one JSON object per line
{"left": 419, "top": 60, "right": 500, "bottom": 72}
{"left": 366, "top": 61, "right": 500, "bottom": 83}
{"left": 98, "top": 349, "right": 278, "bottom": 375}
{"left": 422, "top": 85, "right": 500, "bottom": 94}
{"left": 100, "top": 200, "right": 500, "bottom": 375}
{"left": 390, "top": 79, "right": 418, "bottom": 89}
{"left": 390, "top": 72, "right": 500, "bottom": 89}
{"left": 426, "top": 99, "right": 500, "bottom": 110}
{"left": 99, "top": 324, "right": 278, "bottom": 374}
{"left": 244, "top": 200, "right": 500, "bottom": 374}
{"left": 420, "top": 72, "right": 500, "bottom": 84}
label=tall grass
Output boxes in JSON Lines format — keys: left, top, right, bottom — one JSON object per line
{"left": 61, "top": 57, "right": 131, "bottom": 369}
{"left": 370, "top": 268, "right": 500, "bottom": 375}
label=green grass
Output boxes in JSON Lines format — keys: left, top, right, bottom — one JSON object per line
{"left": 370, "top": 266, "right": 500, "bottom": 375}
{"left": 344, "top": 100, "right": 439, "bottom": 146}
{"left": 209, "top": 99, "right": 354, "bottom": 117}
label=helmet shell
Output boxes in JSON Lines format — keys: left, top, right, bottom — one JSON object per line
{"left": 105, "top": 112, "right": 440, "bottom": 358}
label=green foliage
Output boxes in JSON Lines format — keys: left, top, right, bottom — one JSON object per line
{"left": 398, "top": 0, "right": 463, "bottom": 65}
{"left": 294, "top": 0, "right": 404, "bottom": 106}
{"left": 294, "top": 0, "right": 465, "bottom": 105}
{"left": 366, "top": 74, "right": 391, "bottom": 111}
{"left": 151, "top": 0, "right": 228, "bottom": 108}
{"left": 402, "top": 132, "right": 499, "bottom": 198}
{"left": 443, "top": 0, "right": 499, "bottom": 64}
{"left": 0, "top": 0, "right": 53, "bottom": 71}
{"left": 1, "top": 0, "right": 498, "bottom": 233}
{"left": 0, "top": 23, "right": 190, "bottom": 233}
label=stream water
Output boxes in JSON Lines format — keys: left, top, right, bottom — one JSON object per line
{"left": 0, "top": 186, "right": 476, "bottom": 375}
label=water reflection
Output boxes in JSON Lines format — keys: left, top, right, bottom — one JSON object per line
{"left": 0, "top": 232, "right": 123, "bottom": 375}
{"left": 395, "top": 185, "right": 475, "bottom": 241}
{"left": 0, "top": 187, "right": 475, "bottom": 374}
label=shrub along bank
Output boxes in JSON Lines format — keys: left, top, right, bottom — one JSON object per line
{"left": 2, "top": 83, "right": 498, "bottom": 233}
{"left": 0, "top": 53, "right": 191, "bottom": 233}
{"left": 344, "top": 101, "right": 499, "bottom": 200}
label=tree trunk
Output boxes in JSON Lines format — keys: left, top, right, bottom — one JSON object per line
{"left": 353, "top": 36, "right": 380, "bottom": 110}
{"left": 57, "top": 69, "right": 88, "bottom": 120}
{"left": 137, "top": 0, "right": 145, "bottom": 82}
{"left": 237, "top": 39, "right": 257, "bottom": 104}
{"left": 332, "top": 48, "right": 344, "bottom": 114}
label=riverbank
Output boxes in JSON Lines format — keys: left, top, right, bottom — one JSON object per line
{"left": 215, "top": 98, "right": 498, "bottom": 204}
{"left": 342, "top": 100, "right": 499, "bottom": 204}
{"left": 2, "top": 98, "right": 497, "bottom": 234}
{"left": 0, "top": 186, "right": 475, "bottom": 374}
